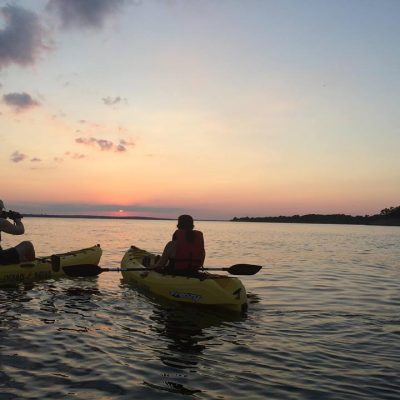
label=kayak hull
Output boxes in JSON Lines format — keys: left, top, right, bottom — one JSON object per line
{"left": 0, "top": 244, "right": 102, "bottom": 287}
{"left": 121, "top": 246, "right": 248, "bottom": 313}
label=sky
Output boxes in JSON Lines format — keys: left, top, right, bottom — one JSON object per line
{"left": 1, "top": 0, "right": 399, "bottom": 220}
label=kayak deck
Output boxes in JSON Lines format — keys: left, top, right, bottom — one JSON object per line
{"left": 0, "top": 244, "right": 102, "bottom": 287}
{"left": 121, "top": 246, "right": 248, "bottom": 313}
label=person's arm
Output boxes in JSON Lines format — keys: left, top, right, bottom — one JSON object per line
{"left": 155, "top": 241, "right": 175, "bottom": 267}
{"left": 0, "top": 218, "right": 25, "bottom": 235}
{"left": 199, "top": 232, "right": 206, "bottom": 266}
{"left": 200, "top": 249, "right": 205, "bottom": 266}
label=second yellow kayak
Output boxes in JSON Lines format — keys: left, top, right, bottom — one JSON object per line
{"left": 0, "top": 244, "right": 102, "bottom": 287}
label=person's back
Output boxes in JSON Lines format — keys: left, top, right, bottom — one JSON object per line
{"left": 172, "top": 228, "right": 205, "bottom": 274}
{"left": 155, "top": 215, "right": 205, "bottom": 276}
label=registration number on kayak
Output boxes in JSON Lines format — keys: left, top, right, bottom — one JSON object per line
{"left": 0, "top": 270, "right": 52, "bottom": 285}
{"left": 170, "top": 291, "right": 202, "bottom": 302}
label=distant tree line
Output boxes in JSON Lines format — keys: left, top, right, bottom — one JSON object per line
{"left": 231, "top": 206, "right": 400, "bottom": 226}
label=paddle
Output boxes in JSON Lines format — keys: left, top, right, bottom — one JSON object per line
{"left": 62, "top": 263, "right": 262, "bottom": 278}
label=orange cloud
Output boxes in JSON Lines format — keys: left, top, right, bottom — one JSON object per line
{"left": 75, "top": 137, "right": 135, "bottom": 152}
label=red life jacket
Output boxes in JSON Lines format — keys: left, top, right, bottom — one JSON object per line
{"left": 172, "top": 229, "right": 204, "bottom": 272}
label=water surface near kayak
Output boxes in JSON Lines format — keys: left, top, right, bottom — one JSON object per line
{"left": 1, "top": 218, "right": 399, "bottom": 399}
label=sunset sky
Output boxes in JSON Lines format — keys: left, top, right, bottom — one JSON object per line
{"left": 1, "top": 0, "right": 399, "bottom": 219}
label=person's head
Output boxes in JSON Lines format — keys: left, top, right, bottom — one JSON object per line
{"left": 177, "top": 214, "right": 194, "bottom": 230}
{"left": 0, "top": 200, "right": 4, "bottom": 211}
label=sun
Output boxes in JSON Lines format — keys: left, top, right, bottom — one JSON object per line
{"left": 118, "top": 209, "right": 124, "bottom": 213}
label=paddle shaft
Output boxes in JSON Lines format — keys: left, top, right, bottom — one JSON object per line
{"left": 89, "top": 267, "right": 239, "bottom": 274}
{"left": 62, "top": 263, "right": 262, "bottom": 278}
{"left": 98, "top": 267, "right": 239, "bottom": 273}
{"left": 106, "top": 264, "right": 261, "bottom": 273}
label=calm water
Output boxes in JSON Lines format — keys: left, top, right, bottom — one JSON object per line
{"left": 1, "top": 218, "right": 399, "bottom": 399}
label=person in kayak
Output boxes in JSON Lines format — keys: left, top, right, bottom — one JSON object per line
{"left": 155, "top": 214, "right": 205, "bottom": 276}
{"left": 0, "top": 199, "right": 36, "bottom": 265}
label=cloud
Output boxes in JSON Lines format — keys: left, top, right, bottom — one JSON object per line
{"left": 10, "top": 151, "right": 88, "bottom": 165}
{"left": 116, "top": 144, "right": 126, "bottom": 152}
{"left": 102, "top": 96, "right": 124, "bottom": 106}
{"left": 119, "top": 139, "right": 134, "bottom": 146}
{"left": 51, "top": 111, "right": 67, "bottom": 119}
{"left": 82, "top": 138, "right": 114, "bottom": 151}
{"left": 10, "top": 151, "right": 27, "bottom": 163}
{"left": 65, "top": 152, "right": 87, "bottom": 160}
{"left": 76, "top": 136, "right": 135, "bottom": 152}
{"left": 3, "top": 92, "right": 40, "bottom": 112}
{"left": 0, "top": 5, "right": 49, "bottom": 69}
{"left": 47, "top": 0, "right": 127, "bottom": 29}
{"left": 119, "top": 139, "right": 135, "bottom": 151}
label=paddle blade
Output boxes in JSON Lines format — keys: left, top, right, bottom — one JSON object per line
{"left": 225, "top": 264, "right": 262, "bottom": 275}
{"left": 62, "top": 264, "right": 103, "bottom": 277}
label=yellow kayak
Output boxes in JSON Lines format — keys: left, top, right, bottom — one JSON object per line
{"left": 121, "top": 246, "right": 248, "bottom": 313}
{"left": 0, "top": 244, "right": 102, "bottom": 287}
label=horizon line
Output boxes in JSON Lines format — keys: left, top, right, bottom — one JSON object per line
{"left": 22, "top": 213, "right": 227, "bottom": 222}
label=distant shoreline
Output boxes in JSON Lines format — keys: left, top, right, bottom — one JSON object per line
{"left": 18, "top": 212, "right": 400, "bottom": 226}
{"left": 231, "top": 213, "right": 400, "bottom": 227}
